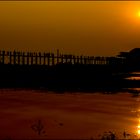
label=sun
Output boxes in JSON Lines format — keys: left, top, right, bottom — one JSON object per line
{"left": 138, "top": 11, "right": 140, "bottom": 17}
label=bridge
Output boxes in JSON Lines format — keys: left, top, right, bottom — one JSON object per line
{"left": 0, "top": 50, "right": 124, "bottom": 66}
{"left": 0, "top": 48, "right": 139, "bottom": 91}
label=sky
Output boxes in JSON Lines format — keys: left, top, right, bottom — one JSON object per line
{"left": 0, "top": 1, "right": 140, "bottom": 56}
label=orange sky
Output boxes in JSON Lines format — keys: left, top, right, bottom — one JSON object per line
{"left": 0, "top": 1, "right": 140, "bottom": 56}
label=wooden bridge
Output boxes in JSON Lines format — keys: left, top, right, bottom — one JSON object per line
{"left": 0, "top": 50, "right": 125, "bottom": 66}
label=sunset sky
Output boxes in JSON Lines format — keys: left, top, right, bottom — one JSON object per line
{"left": 1, "top": 1, "right": 140, "bottom": 56}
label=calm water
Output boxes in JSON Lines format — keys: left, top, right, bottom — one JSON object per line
{"left": 0, "top": 89, "right": 140, "bottom": 139}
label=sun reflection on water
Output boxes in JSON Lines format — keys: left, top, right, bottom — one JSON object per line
{"left": 138, "top": 127, "right": 140, "bottom": 134}
{"left": 138, "top": 119, "right": 140, "bottom": 135}
{"left": 136, "top": 97, "right": 140, "bottom": 138}
{"left": 132, "top": 95, "right": 140, "bottom": 138}
{"left": 138, "top": 129, "right": 140, "bottom": 134}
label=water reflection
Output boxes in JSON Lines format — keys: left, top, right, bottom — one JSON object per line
{"left": 125, "top": 77, "right": 140, "bottom": 80}
{"left": 130, "top": 72, "right": 140, "bottom": 75}
{"left": 125, "top": 71, "right": 140, "bottom": 80}
{"left": 111, "top": 71, "right": 140, "bottom": 138}
{"left": 127, "top": 88, "right": 140, "bottom": 97}
{"left": 1, "top": 89, "right": 140, "bottom": 139}
{"left": 123, "top": 86, "right": 140, "bottom": 139}
{"left": 134, "top": 95, "right": 140, "bottom": 138}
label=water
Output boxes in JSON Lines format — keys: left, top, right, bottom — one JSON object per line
{"left": 0, "top": 89, "right": 140, "bottom": 139}
{"left": 125, "top": 71, "right": 140, "bottom": 80}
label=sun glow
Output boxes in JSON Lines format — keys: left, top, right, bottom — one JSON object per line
{"left": 138, "top": 11, "right": 140, "bottom": 17}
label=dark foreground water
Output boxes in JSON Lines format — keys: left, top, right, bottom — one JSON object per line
{"left": 0, "top": 89, "right": 140, "bottom": 139}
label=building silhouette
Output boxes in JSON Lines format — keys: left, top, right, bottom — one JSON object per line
{"left": 118, "top": 48, "right": 140, "bottom": 68}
